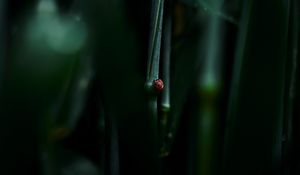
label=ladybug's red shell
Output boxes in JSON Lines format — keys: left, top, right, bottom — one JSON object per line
{"left": 153, "top": 79, "right": 164, "bottom": 92}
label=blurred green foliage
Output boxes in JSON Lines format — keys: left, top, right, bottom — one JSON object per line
{"left": 0, "top": 0, "right": 299, "bottom": 175}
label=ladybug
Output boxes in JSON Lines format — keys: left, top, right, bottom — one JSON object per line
{"left": 153, "top": 79, "right": 164, "bottom": 92}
